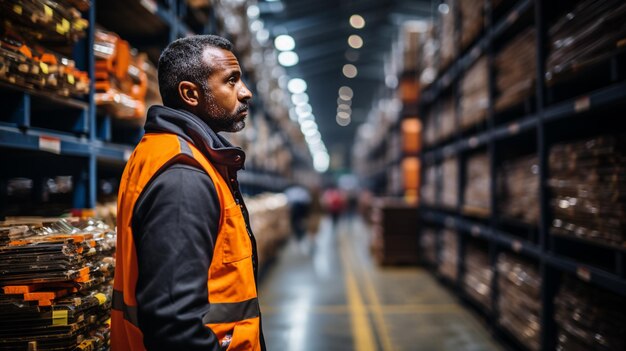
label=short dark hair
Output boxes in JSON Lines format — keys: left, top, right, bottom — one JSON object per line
{"left": 157, "top": 35, "right": 233, "bottom": 108}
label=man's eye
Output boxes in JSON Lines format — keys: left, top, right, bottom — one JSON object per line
{"left": 228, "top": 77, "right": 237, "bottom": 84}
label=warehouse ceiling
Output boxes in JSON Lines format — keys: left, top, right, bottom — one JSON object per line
{"left": 258, "top": 0, "right": 435, "bottom": 171}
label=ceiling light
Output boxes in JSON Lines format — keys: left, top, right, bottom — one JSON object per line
{"left": 256, "top": 29, "right": 269, "bottom": 44}
{"left": 337, "top": 97, "right": 352, "bottom": 105}
{"left": 337, "top": 104, "right": 351, "bottom": 113}
{"left": 348, "top": 35, "right": 363, "bottom": 49}
{"left": 295, "top": 103, "right": 312, "bottom": 116}
{"left": 385, "top": 75, "right": 398, "bottom": 88}
{"left": 339, "top": 86, "right": 354, "bottom": 99}
{"left": 438, "top": 3, "right": 450, "bottom": 14}
{"left": 349, "top": 14, "right": 365, "bottom": 29}
{"left": 342, "top": 64, "right": 358, "bottom": 78}
{"left": 291, "top": 93, "right": 309, "bottom": 105}
{"left": 278, "top": 51, "right": 299, "bottom": 67}
{"left": 337, "top": 111, "right": 350, "bottom": 120}
{"left": 300, "top": 119, "right": 317, "bottom": 131}
{"left": 304, "top": 131, "right": 322, "bottom": 144}
{"left": 313, "top": 152, "right": 330, "bottom": 172}
{"left": 287, "top": 78, "right": 307, "bottom": 94}
{"left": 298, "top": 113, "right": 314, "bottom": 123}
{"left": 247, "top": 5, "right": 260, "bottom": 19}
{"left": 274, "top": 34, "right": 295, "bottom": 51}
{"left": 337, "top": 115, "right": 351, "bottom": 126}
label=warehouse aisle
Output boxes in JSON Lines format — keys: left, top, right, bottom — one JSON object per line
{"left": 259, "top": 217, "right": 503, "bottom": 351}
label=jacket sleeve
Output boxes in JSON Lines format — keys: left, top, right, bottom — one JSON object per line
{"left": 132, "top": 163, "right": 221, "bottom": 351}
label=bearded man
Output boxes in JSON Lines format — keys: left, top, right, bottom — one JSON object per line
{"left": 111, "top": 35, "right": 265, "bottom": 351}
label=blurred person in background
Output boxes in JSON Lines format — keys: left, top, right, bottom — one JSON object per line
{"left": 322, "top": 187, "right": 346, "bottom": 228}
{"left": 112, "top": 35, "right": 265, "bottom": 351}
{"left": 285, "top": 184, "right": 312, "bottom": 245}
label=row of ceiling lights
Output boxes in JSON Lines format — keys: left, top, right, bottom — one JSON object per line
{"left": 286, "top": 78, "right": 330, "bottom": 173}
{"left": 335, "top": 14, "right": 365, "bottom": 127}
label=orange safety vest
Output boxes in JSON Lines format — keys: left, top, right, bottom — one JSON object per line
{"left": 111, "top": 133, "right": 261, "bottom": 350}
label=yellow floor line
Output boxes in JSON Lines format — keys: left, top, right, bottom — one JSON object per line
{"left": 339, "top": 231, "right": 376, "bottom": 351}
{"left": 345, "top": 232, "right": 395, "bottom": 351}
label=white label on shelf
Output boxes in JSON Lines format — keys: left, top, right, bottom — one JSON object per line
{"left": 39, "top": 136, "right": 61, "bottom": 154}
{"left": 574, "top": 96, "right": 590, "bottom": 112}
{"left": 508, "top": 122, "right": 520, "bottom": 135}
{"left": 470, "top": 47, "right": 480, "bottom": 60}
{"left": 140, "top": 0, "right": 158, "bottom": 14}
{"left": 468, "top": 137, "right": 479, "bottom": 148}
{"left": 123, "top": 150, "right": 132, "bottom": 161}
{"left": 507, "top": 10, "right": 519, "bottom": 25}
{"left": 512, "top": 240, "right": 522, "bottom": 253}
{"left": 576, "top": 266, "right": 591, "bottom": 282}
{"left": 471, "top": 225, "right": 480, "bottom": 237}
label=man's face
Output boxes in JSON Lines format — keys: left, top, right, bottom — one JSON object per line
{"left": 199, "top": 47, "right": 252, "bottom": 132}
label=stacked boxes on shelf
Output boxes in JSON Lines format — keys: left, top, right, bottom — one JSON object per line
{"left": 494, "top": 27, "right": 536, "bottom": 113}
{"left": 438, "top": 229, "right": 458, "bottom": 281}
{"left": 371, "top": 199, "right": 420, "bottom": 266}
{"left": 438, "top": 96, "right": 456, "bottom": 142}
{"left": 545, "top": 0, "right": 626, "bottom": 84}
{"left": 0, "top": 218, "right": 115, "bottom": 351}
{"left": 554, "top": 277, "right": 626, "bottom": 350}
{"left": 463, "top": 153, "right": 491, "bottom": 217}
{"left": 0, "top": 0, "right": 90, "bottom": 96}
{"left": 497, "top": 252, "right": 541, "bottom": 351}
{"left": 245, "top": 193, "right": 291, "bottom": 268}
{"left": 421, "top": 164, "right": 437, "bottom": 206}
{"left": 549, "top": 135, "right": 626, "bottom": 248}
{"left": 420, "top": 228, "right": 437, "bottom": 266}
{"left": 94, "top": 29, "right": 160, "bottom": 121}
{"left": 459, "top": 57, "right": 488, "bottom": 130}
{"left": 441, "top": 157, "right": 458, "bottom": 209}
{"left": 459, "top": 0, "right": 483, "bottom": 50}
{"left": 497, "top": 154, "right": 539, "bottom": 225}
{"left": 462, "top": 242, "right": 492, "bottom": 310}
{"left": 438, "top": 0, "right": 456, "bottom": 70}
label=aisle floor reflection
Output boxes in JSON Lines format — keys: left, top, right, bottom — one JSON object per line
{"left": 259, "top": 216, "right": 503, "bottom": 351}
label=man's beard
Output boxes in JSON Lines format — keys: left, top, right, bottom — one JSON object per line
{"left": 204, "top": 93, "right": 248, "bottom": 133}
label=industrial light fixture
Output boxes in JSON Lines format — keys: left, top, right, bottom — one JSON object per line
{"left": 337, "top": 104, "right": 351, "bottom": 113}
{"left": 247, "top": 5, "right": 260, "bottom": 19}
{"left": 287, "top": 78, "right": 307, "bottom": 94}
{"left": 349, "top": 14, "right": 365, "bottom": 29}
{"left": 337, "top": 111, "right": 350, "bottom": 120}
{"left": 342, "top": 64, "right": 358, "bottom": 78}
{"left": 291, "top": 93, "right": 309, "bottom": 105}
{"left": 348, "top": 35, "right": 363, "bottom": 49}
{"left": 336, "top": 115, "right": 351, "bottom": 126}
{"left": 295, "top": 104, "right": 312, "bottom": 116}
{"left": 338, "top": 86, "right": 354, "bottom": 99}
{"left": 337, "top": 97, "right": 352, "bottom": 105}
{"left": 274, "top": 34, "right": 295, "bottom": 51}
{"left": 278, "top": 51, "right": 299, "bottom": 67}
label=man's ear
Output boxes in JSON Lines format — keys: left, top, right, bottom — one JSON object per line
{"left": 178, "top": 81, "right": 200, "bottom": 107}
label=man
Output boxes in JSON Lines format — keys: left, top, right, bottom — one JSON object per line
{"left": 111, "top": 35, "right": 265, "bottom": 351}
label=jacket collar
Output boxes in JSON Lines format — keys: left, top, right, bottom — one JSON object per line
{"left": 144, "top": 105, "right": 245, "bottom": 170}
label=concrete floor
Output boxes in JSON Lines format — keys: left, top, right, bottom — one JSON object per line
{"left": 258, "top": 216, "right": 504, "bottom": 351}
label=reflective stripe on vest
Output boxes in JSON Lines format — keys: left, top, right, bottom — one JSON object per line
{"left": 113, "top": 289, "right": 260, "bottom": 326}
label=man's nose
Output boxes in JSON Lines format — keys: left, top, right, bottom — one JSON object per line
{"left": 239, "top": 82, "right": 252, "bottom": 101}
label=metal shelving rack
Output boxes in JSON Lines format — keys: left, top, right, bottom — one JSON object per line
{"left": 0, "top": 0, "right": 292, "bottom": 217}
{"left": 418, "top": 1, "right": 626, "bottom": 351}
